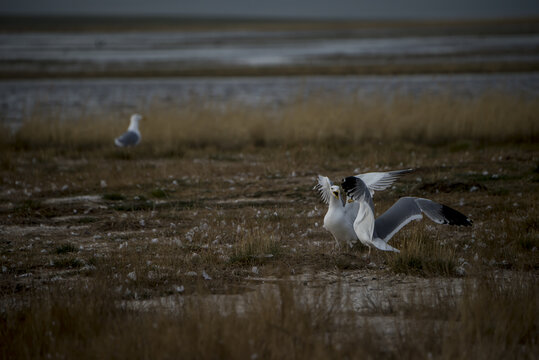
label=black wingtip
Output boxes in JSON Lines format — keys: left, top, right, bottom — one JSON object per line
{"left": 341, "top": 176, "right": 370, "bottom": 201}
{"left": 441, "top": 205, "right": 473, "bottom": 226}
{"left": 341, "top": 176, "right": 357, "bottom": 194}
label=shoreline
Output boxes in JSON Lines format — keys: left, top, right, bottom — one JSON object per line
{"left": 2, "top": 62, "right": 539, "bottom": 80}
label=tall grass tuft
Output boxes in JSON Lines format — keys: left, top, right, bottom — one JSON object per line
{"left": 388, "top": 228, "right": 458, "bottom": 277}
{"left": 441, "top": 274, "right": 538, "bottom": 359}
{"left": 5, "top": 92, "right": 538, "bottom": 154}
{"left": 229, "top": 229, "right": 283, "bottom": 266}
{"left": 1, "top": 274, "right": 536, "bottom": 359}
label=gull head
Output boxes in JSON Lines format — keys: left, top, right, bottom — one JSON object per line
{"left": 330, "top": 185, "right": 340, "bottom": 199}
{"left": 128, "top": 113, "right": 143, "bottom": 132}
{"left": 340, "top": 178, "right": 356, "bottom": 202}
{"left": 130, "top": 113, "right": 143, "bottom": 124}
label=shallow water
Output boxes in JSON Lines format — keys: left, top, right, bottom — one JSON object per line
{"left": 2, "top": 26, "right": 538, "bottom": 129}
{"left": 1, "top": 31, "right": 538, "bottom": 66}
{"left": 1, "top": 73, "right": 538, "bottom": 129}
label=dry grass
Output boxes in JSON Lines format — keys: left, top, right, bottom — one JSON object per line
{"left": 388, "top": 227, "right": 459, "bottom": 276}
{"left": 229, "top": 229, "right": 284, "bottom": 266}
{"left": 1, "top": 274, "right": 536, "bottom": 359}
{"left": 6, "top": 92, "right": 538, "bottom": 154}
{"left": 1, "top": 92, "right": 538, "bottom": 358}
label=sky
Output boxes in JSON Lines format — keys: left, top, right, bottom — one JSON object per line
{"left": 1, "top": 0, "right": 539, "bottom": 20}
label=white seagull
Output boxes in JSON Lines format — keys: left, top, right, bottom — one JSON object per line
{"left": 114, "top": 114, "right": 143, "bottom": 147}
{"left": 341, "top": 175, "right": 472, "bottom": 253}
{"left": 315, "top": 169, "right": 413, "bottom": 248}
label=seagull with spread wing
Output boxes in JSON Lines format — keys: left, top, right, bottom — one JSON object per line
{"left": 341, "top": 175, "right": 472, "bottom": 253}
{"left": 315, "top": 169, "right": 413, "bottom": 248}
{"left": 114, "top": 114, "right": 143, "bottom": 147}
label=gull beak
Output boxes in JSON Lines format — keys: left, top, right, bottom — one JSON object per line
{"left": 347, "top": 198, "right": 354, "bottom": 203}
{"left": 332, "top": 191, "right": 339, "bottom": 198}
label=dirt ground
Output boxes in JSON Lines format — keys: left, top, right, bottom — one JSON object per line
{"left": 0, "top": 140, "right": 537, "bottom": 358}
{"left": 1, "top": 142, "right": 537, "bottom": 290}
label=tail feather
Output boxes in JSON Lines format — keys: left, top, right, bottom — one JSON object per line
{"left": 371, "top": 238, "right": 400, "bottom": 253}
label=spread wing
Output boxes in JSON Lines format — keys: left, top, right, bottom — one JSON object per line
{"left": 344, "top": 200, "right": 359, "bottom": 225}
{"left": 315, "top": 175, "right": 334, "bottom": 205}
{"left": 342, "top": 176, "right": 370, "bottom": 202}
{"left": 375, "top": 197, "right": 472, "bottom": 243}
{"left": 341, "top": 176, "right": 375, "bottom": 213}
{"left": 356, "top": 169, "right": 413, "bottom": 195}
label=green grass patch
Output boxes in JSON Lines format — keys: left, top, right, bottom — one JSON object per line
{"left": 102, "top": 193, "right": 126, "bottom": 201}
{"left": 151, "top": 188, "right": 168, "bottom": 199}
{"left": 448, "top": 141, "right": 472, "bottom": 152}
{"left": 464, "top": 173, "right": 508, "bottom": 182}
{"left": 113, "top": 200, "right": 155, "bottom": 211}
{"left": 488, "top": 188, "right": 510, "bottom": 196}
{"left": 516, "top": 234, "right": 537, "bottom": 252}
{"left": 334, "top": 253, "right": 365, "bottom": 270}
{"left": 13, "top": 199, "right": 46, "bottom": 217}
{"left": 56, "top": 243, "right": 77, "bottom": 254}
{"left": 53, "top": 257, "right": 84, "bottom": 269}
{"left": 77, "top": 217, "right": 98, "bottom": 224}
{"left": 107, "top": 150, "right": 133, "bottom": 160}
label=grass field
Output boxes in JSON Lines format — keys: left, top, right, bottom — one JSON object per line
{"left": 0, "top": 92, "right": 538, "bottom": 358}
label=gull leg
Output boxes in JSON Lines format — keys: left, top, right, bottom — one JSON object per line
{"left": 333, "top": 238, "right": 341, "bottom": 252}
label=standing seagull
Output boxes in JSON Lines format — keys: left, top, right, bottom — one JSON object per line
{"left": 316, "top": 175, "right": 358, "bottom": 248}
{"left": 341, "top": 176, "right": 472, "bottom": 253}
{"left": 114, "top": 114, "right": 143, "bottom": 147}
{"left": 315, "top": 169, "right": 412, "bottom": 248}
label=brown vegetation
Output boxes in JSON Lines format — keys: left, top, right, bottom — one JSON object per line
{"left": 9, "top": 92, "right": 538, "bottom": 153}
{"left": 0, "top": 93, "right": 538, "bottom": 358}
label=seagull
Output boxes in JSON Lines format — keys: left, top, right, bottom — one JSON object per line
{"left": 341, "top": 175, "right": 472, "bottom": 253}
{"left": 315, "top": 169, "right": 413, "bottom": 248}
{"left": 114, "top": 114, "right": 143, "bottom": 147}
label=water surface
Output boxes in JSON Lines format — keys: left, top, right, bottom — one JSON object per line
{"left": 1, "top": 73, "right": 538, "bottom": 130}
{"left": 1, "top": 30, "right": 538, "bottom": 74}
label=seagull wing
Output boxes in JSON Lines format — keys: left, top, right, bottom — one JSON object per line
{"left": 415, "top": 198, "right": 472, "bottom": 226}
{"left": 374, "top": 197, "right": 472, "bottom": 243}
{"left": 344, "top": 200, "right": 359, "bottom": 225}
{"left": 340, "top": 169, "right": 411, "bottom": 222}
{"left": 370, "top": 238, "right": 400, "bottom": 252}
{"left": 341, "top": 176, "right": 370, "bottom": 202}
{"left": 315, "top": 175, "right": 334, "bottom": 205}
{"left": 115, "top": 131, "right": 140, "bottom": 147}
{"left": 356, "top": 169, "right": 413, "bottom": 195}
{"left": 341, "top": 176, "right": 375, "bottom": 213}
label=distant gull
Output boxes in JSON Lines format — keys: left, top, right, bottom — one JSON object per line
{"left": 341, "top": 175, "right": 472, "bottom": 253}
{"left": 315, "top": 169, "right": 412, "bottom": 248}
{"left": 114, "top": 114, "right": 142, "bottom": 147}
